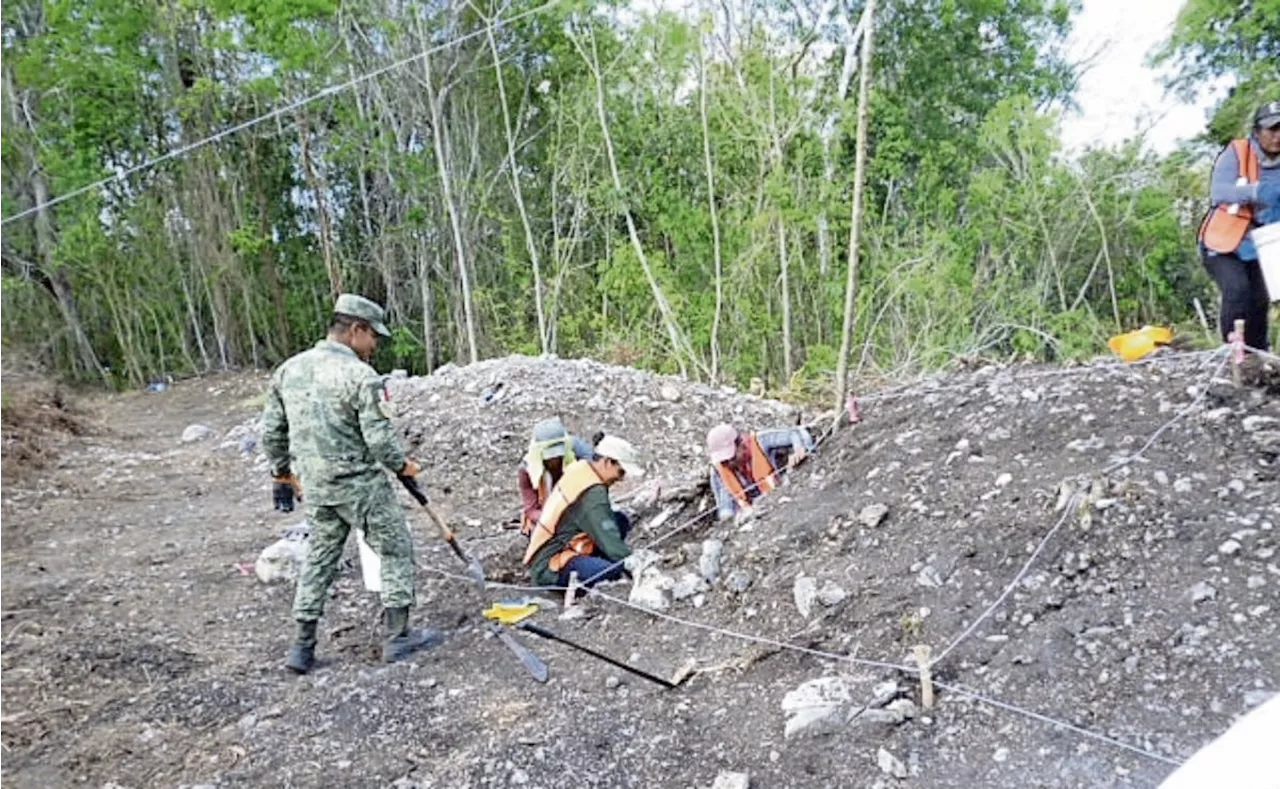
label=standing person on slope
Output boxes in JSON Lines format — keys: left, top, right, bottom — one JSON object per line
{"left": 262, "top": 294, "right": 439, "bottom": 673}
{"left": 1199, "top": 100, "right": 1280, "bottom": 352}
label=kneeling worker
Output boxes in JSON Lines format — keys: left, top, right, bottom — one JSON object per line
{"left": 706, "top": 423, "right": 815, "bottom": 521}
{"left": 518, "top": 417, "right": 595, "bottom": 535}
{"left": 523, "top": 435, "right": 643, "bottom": 588}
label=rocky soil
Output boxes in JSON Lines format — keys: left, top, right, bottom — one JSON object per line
{"left": 2, "top": 351, "right": 1277, "bottom": 789}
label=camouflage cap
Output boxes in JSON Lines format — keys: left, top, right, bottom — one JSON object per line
{"left": 333, "top": 293, "right": 391, "bottom": 338}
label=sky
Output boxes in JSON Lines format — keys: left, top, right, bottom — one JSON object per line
{"left": 1059, "top": 0, "right": 1222, "bottom": 154}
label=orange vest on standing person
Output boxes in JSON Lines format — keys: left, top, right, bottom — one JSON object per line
{"left": 522, "top": 460, "right": 602, "bottom": 571}
{"left": 1200, "top": 139, "right": 1261, "bottom": 254}
{"left": 715, "top": 434, "right": 778, "bottom": 508}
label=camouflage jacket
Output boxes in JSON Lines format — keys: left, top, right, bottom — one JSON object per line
{"left": 261, "top": 339, "right": 407, "bottom": 505}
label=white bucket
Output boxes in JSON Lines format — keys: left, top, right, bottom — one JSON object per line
{"left": 357, "top": 530, "right": 382, "bottom": 592}
{"left": 1254, "top": 222, "right": 1280, "bottom": 302}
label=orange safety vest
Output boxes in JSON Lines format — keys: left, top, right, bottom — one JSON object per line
{"left": 522, "top": 460, "right": 603, "bottom": 571}
{"left": 714, "top": 434, "right": 778, "bottom": 508}
{"left": 1200, "top": 139, "right": 1261, "bottom": 254}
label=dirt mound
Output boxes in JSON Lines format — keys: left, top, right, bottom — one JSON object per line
{"left": 1, "top": 377, "right": 94, "bottom": 475}
{"left": 381, "top": 350, "right": 1279, "bottom": 786}
{"left": 2, "top": 352, "right": 1278, "bottom": 788}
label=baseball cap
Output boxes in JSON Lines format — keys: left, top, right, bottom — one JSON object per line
{"left": 1256, "top": 101, "right": 1280, "bottom": 130}
{"left": 595, "top": 435, "right": 644, "bottom": 478}
{"left": 706, "top": 423, "right": 738, "bottom": 463}
{"left": 334, "top": 293, "right": 391, "bottom": 338}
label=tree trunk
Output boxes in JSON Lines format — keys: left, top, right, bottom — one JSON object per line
{"left": 834, "top": 0, "right": 875, "bottom": 417}
{"left": 482, "top": 16, "right": 548, "bottom": 355}
{"left": 423, "top": 53, "right": 479, "bottom": 364}
{"left": 573, "top": 27, "right": 699, "bottom": 378}
{"left": 298, "top": 115, "right": 342, "bottom": 299}
{"left": 768, "top": 67, "right": 793, "bottom": 382}
{"left": 817, "top": 9, "right": 867, "bottom": 278}
{"left": 699, "top": 29, "right": 725, "bottom": 382}
{"left": 3, "top": 66, "right": 107, "bottom": 383}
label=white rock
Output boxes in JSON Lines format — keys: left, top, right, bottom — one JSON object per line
{"left": 1247, "top": 576, "right": 1266, "bottom": 589}
{"left": 1154, "top": 471, "right": 1169, "bottom": 486}
{"left": 724, "top": 570, "right": 752, "bottom": 594}
{"left": 1219, "top": 539, "right": 1242, "bottom": 556}
{"left": 1243, "top": 416, "right": 1278, "bottom": 432}
{"left": 255, "top": 536, "right": 309, "bottom": 584}
{"left": 781, "top": 677, "right": 854, "bottom": 739}
{"left": 859, "top": 503, "right": 890, "bottom": 528}
{"left": 181, "top": 424, "right": 214, "bottom": 443}
{"left": 623, "top": 548, "right": 662, "bottom": 574}
{"left": 916, "top": 565, "right": 944, "bottom": 589}
{"left": 993, "top": 747, "right": 1010, "bottom": 763}
{"left": 817, "top": 582, "right": 847, "bottom": 607}
{"left": 885, "top": 698, "right": 917, "bottom": 719}
{"left": 710, "top": 771, "right": 750, "bottom": 789}
{"left": 876, "top": 748, "right": 907, "bottom": 779}
{"left": 794, "top": 576, "right": 818, "bottom": 618}
{"left": 659, "top": 382, "right": 682, "bottom": 402}
{"left": 699, "top": 540, "right": 724, "bottom": 582}
{"left": 871, "top": 680, "right": 900, "bottom": 704}
{"left": 628, "top": 563, "right": 674, "bottom": 611}
{"left": 672, "top": 573, "right": 710, "bottom": 602}
{"left": 995, "top": 473, "right": 1013, "bottom": 487}
{"left": 1174, "top": 478, "right": 1194, "bottom": 494}
{"left": 1190, "top": 581, "right": 1217, "bottom": 604}
{"left": 1066, "top": 435, "right": 1106, "bottom": 453}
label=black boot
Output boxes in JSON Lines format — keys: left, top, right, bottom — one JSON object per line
{"left": 381, "top": 606, "right": 442, "bottom": 664}
{"left": 285, "top": 620, "right": 318, "bottom": 674}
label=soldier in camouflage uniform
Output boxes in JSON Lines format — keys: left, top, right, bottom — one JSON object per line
{"left": 262, "top": 293, "right": 439, "bottom": 673}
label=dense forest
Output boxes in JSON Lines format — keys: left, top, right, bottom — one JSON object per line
{"left": 2, "top": 0, "right": 1276, "bottom": 390}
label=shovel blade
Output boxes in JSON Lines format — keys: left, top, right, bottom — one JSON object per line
{"left": 490, "top": 624, "right": 548, "bottom": 682}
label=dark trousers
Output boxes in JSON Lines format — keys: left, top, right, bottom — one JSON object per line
{"left": 1202, "top": 249, "right": 1271, "bottom": 351}
{"left": 556, "top": 511, "right": 631, "bottom": 587}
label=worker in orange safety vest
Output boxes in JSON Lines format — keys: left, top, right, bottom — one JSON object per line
{"left": 1198, "top": 100, "right": 1280, "bottom": 351}
{"left": 706, "top": 423, "right": 815, "bottom": 522}
{"left": 523, "top": 435, "right": 643, "bottom": 587}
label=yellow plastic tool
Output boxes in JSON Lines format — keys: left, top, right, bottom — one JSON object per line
{"left": 482, "top": 602, "right": 540, "bottom": 625}
{"left": 1107, "top": 326, "right": 1174, "bottom": 363}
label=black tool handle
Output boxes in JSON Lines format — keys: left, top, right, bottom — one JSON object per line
{"left": 518, "top": 622, "right": 676, "bottom": 688}
{"left": 398, "top": 474, "right": 429, "bottom": 506}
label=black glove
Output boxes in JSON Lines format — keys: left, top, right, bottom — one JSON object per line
{"left": 273, "top": 474, "right": 299, "bottom": 512}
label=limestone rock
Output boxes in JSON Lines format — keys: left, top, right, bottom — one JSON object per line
{"left": 181, "top": 424, "right": 214, "bottom": 443}
{"left": 859, "top": 503, "right": 890, "bottom": 528}
{"left": 710, "top": 771, "right": 750, "bottom": 789}
{"left": 794, "top": 575, "right": 818, "bottom": 618}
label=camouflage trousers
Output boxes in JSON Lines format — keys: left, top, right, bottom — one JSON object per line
{"left": 293, "top": 479, "right": 416, "bottom": 620}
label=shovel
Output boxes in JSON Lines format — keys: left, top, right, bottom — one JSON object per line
{"left": 398, "top": 474, "right": 486, "bottom": 591}
{"left": 482, "top": 602, "right": 548, "bottom": 682}
{"left": 516, "top": 621, "right": 680, "bottom": 689}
